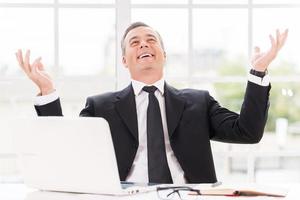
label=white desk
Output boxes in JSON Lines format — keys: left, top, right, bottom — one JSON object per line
{"left": 0, "top": 183, "right": 299, "bottom": 200}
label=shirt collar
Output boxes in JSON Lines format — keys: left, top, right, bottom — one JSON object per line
{"left": 131, "top": 78, "right": 165, "bottom": 96}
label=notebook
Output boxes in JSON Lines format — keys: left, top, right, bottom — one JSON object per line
{"left": 193, "top": 183, "right": 288, "bottom": 197}
{"left": 8, "top": 117, "right": 156, "bottom": 196}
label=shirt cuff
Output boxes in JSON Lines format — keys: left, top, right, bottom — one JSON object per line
{"left": 248, "top": 73, "right": 270, "bottom": 87}
{"left": 34, "top": 90, "right": 59, "bottom": 106}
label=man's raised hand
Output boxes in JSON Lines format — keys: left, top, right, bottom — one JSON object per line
{"left": 251, "top": 29, "right": 288, "bottom": 72}
{"left": 16, "top": 49, "right": 55, "bottom": 95}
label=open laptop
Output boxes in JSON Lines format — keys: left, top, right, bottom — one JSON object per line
{"left": 7, "top": 117, "right": 157, "bottom": 195}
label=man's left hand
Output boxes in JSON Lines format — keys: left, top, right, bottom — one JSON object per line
{"left": 251, "top": 29, "right": 288, "bottom": 72}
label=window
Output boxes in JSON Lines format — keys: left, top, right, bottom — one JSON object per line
{"left": 192, "top": 9, "right": 248, "bottom": 78}
{"left": 0, "top": 8, "right": 54, "bottom": 77}
{"left": 0, "top": 0, "right": 299, "bottom": 184}
{"left": 59, "top": 8, "right": 115, "bottom": 76}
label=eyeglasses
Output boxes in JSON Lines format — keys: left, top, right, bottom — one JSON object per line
{"left": 157, "top": 186, "right": 202, "bottom": 200}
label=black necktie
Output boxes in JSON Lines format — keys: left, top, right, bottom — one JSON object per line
{"left": 142, "top": 86, "right": 173, "bottom": 184}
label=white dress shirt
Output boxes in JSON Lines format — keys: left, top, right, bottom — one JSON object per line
{"left": 125, "top": 79, "right": 186, "bottom": 183}
{"left": 34, "top": 72, "right": 270, "bottom": 183}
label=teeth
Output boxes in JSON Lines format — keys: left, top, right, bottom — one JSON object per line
{"left": 139, "top": 53, "right": 152, "bottom": 59}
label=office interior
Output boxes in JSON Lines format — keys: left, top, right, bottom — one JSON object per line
{"left": 1, "top": 0, "right": 300, "bottom": 188}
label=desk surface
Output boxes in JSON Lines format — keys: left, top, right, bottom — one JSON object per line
{"left": 0, "top": 183, "right": 299, "bottom": 200}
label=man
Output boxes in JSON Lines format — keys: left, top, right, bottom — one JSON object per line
{"left": 16, "top": 22, "right": 288, "bottom": 184}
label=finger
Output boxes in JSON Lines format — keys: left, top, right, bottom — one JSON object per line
{"left": 269, "top": 34, "right": 276, "bottom": 48}
{"left": 35, "top": 63, "right": 48, "bottom": 79}
{"left": 31, "top": 57, "right": 42, "bottom": 75}
{"left": 278, "top": 29, "right": 289, "bottom": 50}
{"left": 254, "top": 46, "right": 260, "bottom": 54}
{"left": 28, "top": 56, "right": 42, "bottom": 75}
{"left": 268, "top": 34, "right": 278, "bottom": 56}
{"left": 24, "top": 50, "right": 31, "bottom": 72}
{"left": 36, "top": 58, "right": 45, "bottom": 71}
{"left": 251, "top": 46, "right": 262, "bottom": 63}
{"left": 276, "top": 29, "right": 280, "bottom": 48}
{"left": 15, "top": 49, "right": 24, "bottom": 67}
{"left": 16, "top": 49, "right": 31, "bottom": 74}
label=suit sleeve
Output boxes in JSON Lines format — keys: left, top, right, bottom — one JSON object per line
{"left": 34, "top": 96, "right": 96, "bottom": 117}
{"left": 79, "top": 97, "right": 95, "bottom": 117}
{"left": 208, "top": 81, "right": 270, "bottom": 144}
{"left": 34, "top": 98, "right": 63, "bottom": 116}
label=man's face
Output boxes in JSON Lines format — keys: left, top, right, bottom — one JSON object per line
{"left": 122, "top": 26, "right": 166, "bottom": 81}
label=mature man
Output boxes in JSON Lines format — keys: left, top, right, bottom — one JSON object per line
{"left": 16, "top": 22, "right": 288, "bottom": 184}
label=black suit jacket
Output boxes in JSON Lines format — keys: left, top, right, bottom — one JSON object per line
{"left": 35, "top": 81, "right": 270, "bottom": 183}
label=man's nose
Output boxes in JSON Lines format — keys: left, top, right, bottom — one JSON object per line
{"left": 140, "top": 40, "right": 149, "bottom": 49}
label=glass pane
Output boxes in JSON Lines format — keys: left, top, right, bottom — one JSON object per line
{"left": 193, "top": 0, "right": 247, "bottom": 4}
{"left": 0, "top": 0, "right": 52, "bottom": 2}
{"left": 267, "top": 82, "right": 300, "bottom": 133}
{"left": 59, "top": 8, "right": 115, "bottom": 76}
{"left": 253, "top": 8, "right": 299, "bottom": 75}
{"left": 212, "top": 82, "right": 246, "bottom": 113}
{"left": 253, "top": 0, "right": 300, "bottom": 4}
{"left": 59, "top": 0, "right": 114, "bottom": 3}
{"left": 132, "top": 9, "right": 189, "bottom": 77}
{"left": 131, "top": 0, "right": 187, "bottom": 4}
{"left": 0, "top": 8, "right": 54, "bottom": 77}
{"left": 189, "top": 81, "right": 245, "bottom": 113}
{"left": 193, "top": 9, "right": 248, "bottom": 77}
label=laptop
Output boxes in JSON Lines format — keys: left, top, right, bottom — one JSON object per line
{"left": 7, "top": 117, "right": 157, "bottom": 195}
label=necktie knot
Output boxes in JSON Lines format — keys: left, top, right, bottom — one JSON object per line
{"left": 143, "top": 86, "right": 157, "bottom": 94}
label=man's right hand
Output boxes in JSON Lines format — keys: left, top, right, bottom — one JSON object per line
{"left": 16, "top": 49, "right": 55, "bottom": 96}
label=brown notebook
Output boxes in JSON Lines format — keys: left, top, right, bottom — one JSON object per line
{"left": 193, "top": 183, "right": 288, "bottom": 197}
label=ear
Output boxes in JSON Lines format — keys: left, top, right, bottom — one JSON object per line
{"left": 163, "top": 51, "right": 167, "bottom": 65}
{"left": 122, "top": 56, "right": 128, "bottom": 68}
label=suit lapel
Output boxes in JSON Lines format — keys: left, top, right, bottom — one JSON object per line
{"left": 164, "top": 83, "right": 185, "bottom": 138}
{"left": 115, "top": 84, "right": 139, "bottom": 142}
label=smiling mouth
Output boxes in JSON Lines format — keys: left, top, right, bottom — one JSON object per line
{"left": 137, "top": 53, "right": 154, "bottom": 59}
